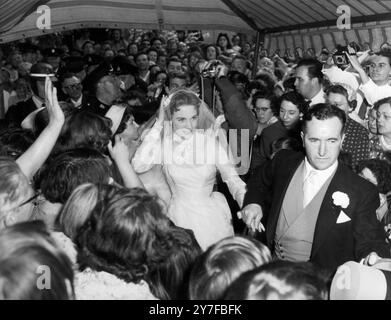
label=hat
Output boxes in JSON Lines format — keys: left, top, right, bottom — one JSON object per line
{"left": 82, "top": 61, "right": 113, "bottom": 92}
{"left": 111, "top": 56, "right": 138, "bottom": 76}
{"left": 105, "top": 104, "right": 127, "bottom": 134}
{"left": 330, "top": 261, "right": 391, "bottom": 300}
{"left": 84, "top": 54, "right": 104, "bottom": 66}
{"left": 30, "top": 62, "right": 56, "bottom": 80}
{"left": 42, "top": 47, "right": 64, "bottom": 58}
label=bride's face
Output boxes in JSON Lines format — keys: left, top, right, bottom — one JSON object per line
{"left": 172, "top": 104, "right": 199, "bottom": 135}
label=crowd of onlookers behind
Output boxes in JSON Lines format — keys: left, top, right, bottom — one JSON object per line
{"left": 0, "top": 28, "right": 391, "bottom": 300}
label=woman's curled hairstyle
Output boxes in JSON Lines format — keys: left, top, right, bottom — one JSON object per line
{"left": 76, "top": 185, "right": 171, "bottom": 284}
{"left": 58, "top": 110, "right": 112, "bottom": 154}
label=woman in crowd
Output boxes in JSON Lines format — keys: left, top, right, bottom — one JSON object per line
{"left": 369, "top": 97, "right": 391, "bottom": 159}
{"left": 216, "top": 33, "right": 233, "bottom": 60}
{"left": 258, "top": 91, "right": 307, "bottom": 164}
{"left": 132, "top": 89, "right": 246, "bottom": 250}
{"left": 357, "top": 159, "right": 391, "bottom": 241}
{"left": 0, "top": 221, "right": 74, "bottom": 300}
{"left": 204, "top": 44, "right": 219, "bottom": 62}
{"left": 74, "top": 185, "right": 160, "bottom": 300}
{"left": 55, "top": 183, "right": 101, "bottom": 265}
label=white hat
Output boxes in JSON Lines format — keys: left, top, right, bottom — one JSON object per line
{"left": 105, "top": 104, "right": 127, "bottom": 135}
{"left": 330, "top": 261, "right": 391, "bottom": 300}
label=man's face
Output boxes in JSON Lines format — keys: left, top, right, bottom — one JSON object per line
{"left": 294, "top": 66, "right": 316, "bottom": 100}
{"left": 369, "top": 55, "right": 391, "bottom": 84}
{"left": 157, "top": 55, "right": 167, "bottom": 69}
{"left": 152, "top": 40, "right": 162, "bottom": 51}
{"left": 302, "top": 117, "right": 344, "bottom": 170}
{"left": 327, "top": 92, "right": 350, "bottom": 114}
{"left": 128, "top": 44, "right": 138, "bottom": 55}
{"left": 10, "top": 54, "right": 23, "bottom": 68}
{"left": 377, "top": 103, "right": 391, "bottom": 136}
{"left": 167, "top": 61, "right": 182, "bottom": 74}
{"left": 148, "top": 51, "right": 158, "bottom": 63}
{"left": 169, "top": 77, "right": 186, "bottom": 90}
{"left": 62, "top": 76, "right": 83, "bottom": 100}
{"left": 136, "top": 54, "right": 149, "bottom": 71}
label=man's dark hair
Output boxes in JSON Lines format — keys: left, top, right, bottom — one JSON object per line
{"left": 374, "top": 96, "right": 391, "bottom": 111}
{"left": 301, "top": 103, "right": 346, "bottom": 134}
{"left": 167, "top": 57, "right": 182, "bottom": 66}
{"left": 60, "top": 72, "right": 78, "bottom": 86}
{"left": 326, "top": 84, "right": 349, "bottom": 101}
{"left": 296, "top": 58, "right": 323, "bottom": 82}
{"left": 375, "top": 49, "right": 391, "bottom": 65}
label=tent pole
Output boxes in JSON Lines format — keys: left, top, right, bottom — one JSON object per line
{"left": 252, "top": 31, "right": 264, "bottom": 79}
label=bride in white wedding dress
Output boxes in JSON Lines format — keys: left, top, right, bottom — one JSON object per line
{"left": 132, "top": 89, "right": 246, "bottom": 250}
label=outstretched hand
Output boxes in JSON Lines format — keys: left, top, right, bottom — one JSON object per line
{"left": 238, "top": 203, "right": 265, "bottom": 233}
{"left": 45, "top": 76, "right": 65, "bottom": 126}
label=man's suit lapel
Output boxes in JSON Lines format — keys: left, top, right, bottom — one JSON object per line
{"left": 311, "top": 163, "right": 345, "bottom": 257}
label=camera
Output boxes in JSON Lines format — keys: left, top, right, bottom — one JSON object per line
{"left": 332, "top": 46, "right": 349, "bottom": 67}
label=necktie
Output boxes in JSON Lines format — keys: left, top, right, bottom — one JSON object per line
{"left": 303, "top": 170, "right": 317, "bottom": 208}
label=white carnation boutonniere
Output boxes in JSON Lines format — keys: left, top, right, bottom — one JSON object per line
{"left": 332, "top": 191, "right": 351, "bottom": 224}
{"left": 332, "top": 191, "right": 350, "bottom": 209}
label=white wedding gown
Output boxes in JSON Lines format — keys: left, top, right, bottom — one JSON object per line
{"left": 132, "top": 122, "right": 246, "bottom": 250}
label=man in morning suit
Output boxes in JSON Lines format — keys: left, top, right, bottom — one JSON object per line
{"left": 241, "top": 103, "right": 390, "bottom": 272}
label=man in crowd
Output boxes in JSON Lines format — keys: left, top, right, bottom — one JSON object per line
{"left": 240, "top": 103, "right": 390, "bottom": 272}
{"left": 348, "top": 49, "right": 391, "bottom": 120}
{"left": 294, "top": 59, "right": 325, "bottom": 106}
{"left": 60, "top": 73, "right": 85, "bottom": 109}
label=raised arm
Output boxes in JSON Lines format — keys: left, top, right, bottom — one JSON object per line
{"left": 108, "top": 135, "right": 144, "bottom": 189}
{"left": 131, "top": 96, "right": 168, "bottom": 173}
{"left": 16, "top": 77, "right": 64, "bottom": 180}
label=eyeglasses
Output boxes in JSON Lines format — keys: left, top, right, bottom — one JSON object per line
{"left": 18, "top": 193, "right": 39, "bottom": 208}
{"left": 64, "top": 83, "right": 82, "bottom": 90}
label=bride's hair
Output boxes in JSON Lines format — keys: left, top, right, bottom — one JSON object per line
{"left": 164, "top": 89, "right": 216, "bottom": 131}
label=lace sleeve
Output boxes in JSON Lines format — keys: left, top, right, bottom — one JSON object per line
{"left": 132, "top": 122, "right": 163, "bottom": 173}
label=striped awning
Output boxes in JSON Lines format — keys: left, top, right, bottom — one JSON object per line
{"left": 1, "top": 0, "right": 391, "bottom": 53}
{"left": 0, "top": 0, "right": 254, "bottom": 43}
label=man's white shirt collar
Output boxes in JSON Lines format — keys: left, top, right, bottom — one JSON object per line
{"left": 71, "top": 95, "right": 83, "bottom": 108}
{"left": 32, "top": 95, "right": 45, "bottom": 109}
{"left": 309, "top": 88, "right": 325, "bottom": 106}
{"left": 304, "top": 157, "right": 338, "bottom": 182}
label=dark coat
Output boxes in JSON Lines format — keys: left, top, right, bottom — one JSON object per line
{"left": 243, "top": 149, "right": 390, "bottom": 272}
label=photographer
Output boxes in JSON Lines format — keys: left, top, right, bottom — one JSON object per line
{"left": 347, "top": 49, "right": 391, "bottom": 118}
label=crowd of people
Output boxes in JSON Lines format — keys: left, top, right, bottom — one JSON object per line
{"left": 1, "top": 28, "right": 391, "bottom": 300}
